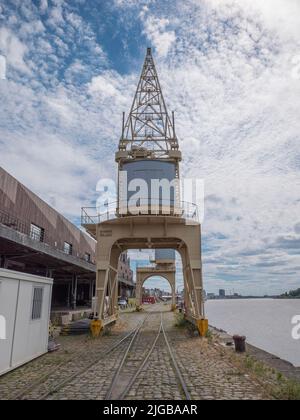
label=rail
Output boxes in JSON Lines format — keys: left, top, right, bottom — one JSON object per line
{"left": 40, "top": 313, "right": 153, "bottom": 400}
{"left": 13, "top": 319, "right": 143, "bottom": 400}
{"left": 105, "top": 313, "right": 152, "bottom": 399}
{"left": 81, "top": 199, "right": 199, "bottom": 225}
{"left": 14, "top": 307, "right": 191, "bottom": 400}
{"left": 106, "top": 310, "right": 191, "bottom": 400}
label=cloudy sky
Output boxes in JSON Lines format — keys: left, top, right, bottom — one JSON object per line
{"left": 0, "top": 0, "right": 299, "bottom": 295}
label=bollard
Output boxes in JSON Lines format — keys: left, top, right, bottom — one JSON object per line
{"left": 197, "top": 319, "right": 209, "bottom": 337}
{"left": 90, "top": 319, "right": 102, "bottom": 338}
{"left": 233, "top": 335, "right": 246, "bottom": 353}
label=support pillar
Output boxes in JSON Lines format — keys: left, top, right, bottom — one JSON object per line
{"left": 135, "top": 271, "right": 143, "bottom": 310}
{"left": 67, "top": 281, "right": 71, "bottom": 308}
{"left": 89, "top": 278, "right": 94, "bottom": 302}
{"left": 0, "top": 256, "right": 8, "bottom": 269}
{"left": 171, "top": 283, "right": 176, "bottom": 311}
{"left": 71, "top": 274, "right": 78, "bottom": 310}
{"left": 179, "top": 230, "right": 207, "bottom": 336}
{"left": 95, "top": 245, "right": 121, "bottom": 327}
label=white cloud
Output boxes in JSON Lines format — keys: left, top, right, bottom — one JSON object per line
{"left": 0, "top": 0, "right": 299, "bottom": 294}
{"left": 46, "top": 96, "right": 76, "bottom": 124}
{"left": 48, "top": 6, "right": 64, "bottom": 25}
{"left": 0, "top": 55, "right": 6, "bottom": 79}
{"left": 40, "top": 0, "right": 48, "bottom": 14}
{"left": 140, "top": 10, "right": 176, "bottom": 57}
{"left": 88, "top": 74, "right": 118, "bottom": 97}
{"left": 20, "top": 20, "right": 45, "bottom": 36}
{"left": 0, "top": 131, "right": 103, "bottom": 218}
{"left": 133, "top": 0, "right": 300, "bottom": 294}
{"left": 66, "top": 12, "right": 83, "bottom": 29}
{"left": 113, "top": 0, "right": 143, "bottom": 7}
{"left": 207, "top": 0, "right": 300, "bottom": 41}
{"left": 0, "top": 27, "right": 31, "bottom": 74}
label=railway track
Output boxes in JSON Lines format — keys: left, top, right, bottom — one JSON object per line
{"left": 13, "top": 315, "right": 147, "bottom": 400}
{"left": 106, "top": 312, "right": 191, "bottom": 400}
{"left": 14, "top": 307, "right": 190, "bottom": 400}
{"left": 2, "top": 304, "right": 274, "bottom": 401}
{"left": 39, "top": 313, "right": 156, "bottom": 401}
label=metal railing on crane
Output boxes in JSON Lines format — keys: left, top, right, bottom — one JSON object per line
{"left": 81, "top": 199, "right": 199, "bottom": 225}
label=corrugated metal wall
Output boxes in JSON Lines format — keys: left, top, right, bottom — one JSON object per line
{"left": 0, "top": 167, "right": 95, "bottom": 261}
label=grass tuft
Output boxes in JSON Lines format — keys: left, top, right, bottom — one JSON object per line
{"left": 174, "top": 313, "right": 188, "bottom": 328}
{"left": 274, "top": 379, "right": 300, "bottom": 400}
{"left": 205, "top": 329, "right": 213, "bottom": 340}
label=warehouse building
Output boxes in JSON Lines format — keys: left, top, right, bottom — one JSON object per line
{"left": 0, "top": 167, "right": 134, "bottom": 320}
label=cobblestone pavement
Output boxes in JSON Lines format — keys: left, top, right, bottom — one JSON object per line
{"left": 0, "top": 311, "right": 143, "bottom": 400}
{"left": 125, "top": 310, "right": 270, "bottom": 400}
{"left": 0, "top": 304, "right": 273, "bottom": 400}
{"left": 47, "top": 309, "right": 163, "bottom": 400}
{"left": 166, "top": 330, "right": 269, "bottom": 400}
{"left": 124, "top": 312, "right": 183, "bottom": 400}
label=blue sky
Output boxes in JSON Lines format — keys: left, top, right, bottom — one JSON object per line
{"left": 0, "top": 0, "right": 300, "bottom": 295}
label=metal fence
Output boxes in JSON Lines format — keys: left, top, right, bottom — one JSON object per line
{"left": 0, "top": 209, "right": 29, "bottom": 236}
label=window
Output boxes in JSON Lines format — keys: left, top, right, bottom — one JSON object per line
{"left": 63, "top": 241, "right": 72, "bottom": 255}
{"left": 84, "top": 253, "right": 91, "bottom": 262}
{"left": 30, "top": 223, "right": 44, "bottom": 242}
{"left": 31, "top": 287, "right": 43, "bottom": 320}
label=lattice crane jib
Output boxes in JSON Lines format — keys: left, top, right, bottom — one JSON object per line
{"left": 116, "top": 48, "right": 182, "bottom": 163}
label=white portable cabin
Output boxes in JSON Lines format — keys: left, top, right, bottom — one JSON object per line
{"left": 0, "top": 268, "right": 53, "bottom": 376}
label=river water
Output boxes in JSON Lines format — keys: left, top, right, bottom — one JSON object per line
{"left": 205, "top": 299, "right": 300, "bottom": 367}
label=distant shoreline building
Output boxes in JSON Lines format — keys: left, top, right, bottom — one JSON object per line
{"left": 118, "top": 252, "right": 134, "bottom": 298}
{"left": 219, "top": 289, "right": 226, "bottom": 298}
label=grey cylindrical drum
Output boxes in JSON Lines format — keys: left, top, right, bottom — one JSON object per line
{"left": 155, "top": 249, "right": 175, "bottom": 262}
{"left": 120, "top": 160, "right": 179, "bottom": 214}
